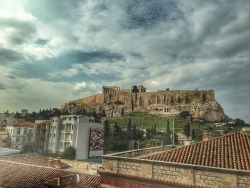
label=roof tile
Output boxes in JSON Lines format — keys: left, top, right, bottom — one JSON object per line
{"left": 143, "top": 132, "right": 250, "bottom": 171}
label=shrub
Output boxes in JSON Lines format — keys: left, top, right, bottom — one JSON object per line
{"left": 61, "top": 146, "right": 76, "bottom": 160}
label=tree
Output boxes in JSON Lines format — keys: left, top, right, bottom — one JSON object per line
{"left": 184, "top": 122, "right": 190, "bottom": 138}
{"left": 127, "top": 118, "right": 132, "bottom": 133}
{"left": 165, "top": 120, "right": 171, "bottom": 145}
{"left": 20, "top": 142, "right": 36, "bottom": 154}
{"left": 113, "top": 122, "right": 122, "bottom": 137}
{"left": 103, "top": 120, "right": 111, "bottom": 154}
{"left": 104, "top": 120, "right": 111, "bottom": 137}
{"left": 179, "top": 111, "right": 190, "bottom": 119}
{"left": 191, "top": 129, "right": 195, "bottom": 140}
{"left": 61, "top": 146, "right": 76, "bottom": 160}
{"left": 235, "top": 118, "right": 245, "bottom": 126}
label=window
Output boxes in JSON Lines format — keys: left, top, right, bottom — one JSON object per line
{"left": 60, "top": 133, "right": 64, "bottom": 140}
{"left": 164, "top": 107, "right": 170, "bottom": 113}
{"left": 16, "top": 137, "right": 20, "bottom": 143}
{"left": 17, "top": 128, "right": 21, "bottom": 135}
{"left": 65, "top": 133, "right": 71, "bottom": 140}
{"left": 24, "top": 129, "right": 27, "bottom": 135}
{"left": 66, "top": 123, "right": 71, "bottom": 131}
{"left": 65, "top": 142, "right": 70, "bottom": 148}
{"left": 59, "top": 142, "right": 63, "bottom": 149}
{"left": 71, "top": 124, "right": 74, "bottom": 130}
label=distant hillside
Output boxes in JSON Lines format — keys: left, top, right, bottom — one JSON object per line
{"left": 61, "top": 85, "right": 230, "bottom": 122}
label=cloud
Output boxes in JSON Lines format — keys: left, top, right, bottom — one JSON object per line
{"left": 0, "top": 84, "right": 5, "bottom": 90}
{"left": 0, "top": 0, "right": 249, "bottom": 123}
{"left": 0, "top": 48, "right": 24, "bottom": 64}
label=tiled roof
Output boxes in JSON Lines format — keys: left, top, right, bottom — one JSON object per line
{"left": 0, "top": 153, "right": 69, "bottom": 168}
{"left": 0, "top": 153, "right": 101, "bottom": 187}
{"left": 14, "top": 121, "right": 34, "bottom": 127}
{"left": 143, "top": 131, "right": 250, "bottom": 171}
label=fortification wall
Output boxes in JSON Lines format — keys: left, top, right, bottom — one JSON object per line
{"left": 103, "top": 90, "right": 215, "bottom": 106}
{"left": 60, "top": 88, "right": 226, "bottom": 121}
{"left": 77, "top": 94, "right": 104, "bottom": 104}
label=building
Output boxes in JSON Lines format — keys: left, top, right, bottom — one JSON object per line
{"left": 0, "top": 130, "right": 8, "bottom": 147}
{"left": 33, "top": 120, "right": 50, "bottom": 154}
{"left": 6, "top": 120, "right": 34, "bottom": 150}
{"left": 48, "top": 115, "right": 103, "bottom": 160}
{"left": 99, "top": 131, "right": 250, "bottom": 188}
{"left": 0, "top": 153, "right": 101, "bottom": 187}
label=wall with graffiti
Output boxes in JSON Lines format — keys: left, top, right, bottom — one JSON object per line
{"left": 89, "top": 128, "right": 104, "bottom": 157}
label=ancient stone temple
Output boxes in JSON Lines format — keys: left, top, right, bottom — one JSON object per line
{"left": 61, "top": 85, "right": 228, "bottom": 121}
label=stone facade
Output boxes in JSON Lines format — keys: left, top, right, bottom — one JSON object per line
{"left": 99, "top": 153, "right": 250, "bottom": 188}
{"left": 61, "top": 85, "right": 228, "bottom": 121}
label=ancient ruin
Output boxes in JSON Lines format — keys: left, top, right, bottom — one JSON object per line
{"left": 61, "top": 85, "right": 228, "bottom": 121}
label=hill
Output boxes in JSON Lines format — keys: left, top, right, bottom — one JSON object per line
{"left": 61, "top": 85, "right": 230, "bottom": 122}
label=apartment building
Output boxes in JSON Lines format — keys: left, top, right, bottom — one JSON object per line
{"left": 6, "top": 120, "right": 34, "bottom": 149}
{"left": 48, "top": 115, "right": 103, "bottom": 160}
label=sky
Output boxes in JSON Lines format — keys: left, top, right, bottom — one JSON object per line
{"left": 0, "top": 0, "right": 249, "bottom": 123}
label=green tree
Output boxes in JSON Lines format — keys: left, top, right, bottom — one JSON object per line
{"left": 103, "top": 120, "right": 111, "bottom": 154}
{"left": 127, "top": 118, "right": 132, "bottom": 138}
{"left": 20, "top": 142, "right": 35, "bottom": 154}
{"left": 179, "top": 111, "right": 190, "bottom": 119}
{"left": 191, "top": 129, "right": 195, "bottom": 140}
{"left": 111, "top": 123, "right": 128, "bottom": 152}
{"left": 235, "top": 118, "right": 245, "bottom": 126}
{"left": 61, "top": 146, "right": 76, "bottom": 160}
{"left": 184, "top": 122, "right": 190, "bottom": 138}
{"left": 165, "top": 120, "right": 171, "bottom": 145}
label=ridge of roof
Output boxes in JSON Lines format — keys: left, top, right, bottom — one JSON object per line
{"left": 14, "top": 120, "right": 34, "bottom": 127}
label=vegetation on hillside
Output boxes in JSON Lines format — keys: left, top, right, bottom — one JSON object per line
{"left": 104, "top": 111, "right": 248, "bottom": 154}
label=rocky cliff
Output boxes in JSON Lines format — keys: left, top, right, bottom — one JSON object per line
{"left": 61, "top": 86, "right": 229, "bottom": 122}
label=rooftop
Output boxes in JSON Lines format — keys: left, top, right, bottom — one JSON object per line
{"left": 0, "top": 153, "right": 101, "bottom": 187}
{"left": 142, "top": 131, "right": 250, "bottom": 171}
{"left": 14, "top": 121, "right": 34, "bottom": 127}
{"left": 0, "top": 147, "right": 20, "bottom": 156}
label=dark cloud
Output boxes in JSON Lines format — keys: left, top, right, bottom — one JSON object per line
{"left": 72, "top": 51, "right": 124, "bottom": 63}
{"left": 6, "top": 76, "right": 16, "bottom": 79}
{"left": 0, "top": 18, "right": 36, "bottom": 45}
{"left": 12, "top": 50, "right": 124, "bottom": 82}
{"left": 0, "top": 84, "right": 5, "bottom": 90}
{"left": 122, "top": 0, "right": 182, "bottom": 29}
{"left": 0, "top": 48, "right": 24, "bottom": 64}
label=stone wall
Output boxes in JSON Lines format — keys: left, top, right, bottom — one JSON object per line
{"left": 100, "top": 156, "right": 250, "bottom": 188}
{"left": 61, "top": 87, "right": 228, "bottom": 121}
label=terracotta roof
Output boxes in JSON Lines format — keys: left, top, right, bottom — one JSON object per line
{"left": 0, "top": 153, "right": 69, "bottom": 169}
{"left": 0, "top": 154, "right": 101, "bottom": 187}
{"left": 143, "top": 131, "right": 250, "bottom": 171}
{"left": 14, "top": 121, "right": 34, "bottom": 127}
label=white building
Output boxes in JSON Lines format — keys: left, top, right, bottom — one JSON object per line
{"left": 6, "top": 120, "right": 34, "bottom": 149}
{"left": 48, "top": 115, "right": 103, "bottom": 160}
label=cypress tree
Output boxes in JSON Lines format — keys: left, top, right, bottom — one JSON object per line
{"left": 166, "top": 120, "right": 171, "bottom": 145}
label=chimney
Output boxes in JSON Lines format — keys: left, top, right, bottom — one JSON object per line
{"left": 54, "top": 157, "right": 61, "bottom": 169}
